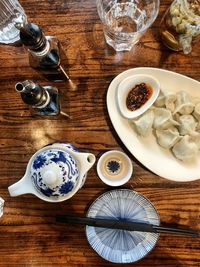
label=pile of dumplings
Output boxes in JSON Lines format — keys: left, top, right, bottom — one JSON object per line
{"left": 131, "top": 90, "right": 200, "bottom": 161}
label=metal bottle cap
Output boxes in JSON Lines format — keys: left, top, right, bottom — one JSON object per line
{"left": 19, "top": 23, "right": 47, "bottom": 51}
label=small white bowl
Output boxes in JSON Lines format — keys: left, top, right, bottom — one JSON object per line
{"left": 97, "top": 150, "right": 133, "bottom": 186}
{"left": 117, "top": 74, "right": 160, "bottom": 119}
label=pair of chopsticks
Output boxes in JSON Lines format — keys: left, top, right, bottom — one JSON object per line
{"left": 56, "top": 215, "right": 199, "bottom": 237}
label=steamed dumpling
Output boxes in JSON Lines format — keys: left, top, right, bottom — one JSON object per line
{"left": 196, "top": 122, "right": 200, "bottom": 131}
{"left": 164, "top": 92, "right": 177, "bottom": 112}
{"left": 153, "top": 108, "right": 179, "bottom": 130}
{"left": 173, "top": 91, "right": 194, "bottom": 115}
{"left": 177, "top": 115, "right": 197, "bottom": 135}
{"left": 189, "top": 131, "right": 200, "bottom": 149}
{"left": 172, "top": 135, "right": 198, "bottom": 161}
{"left": 132, "top": 110, "right": 154, "bottom": 137}
{"left": 132, "top": 88, "right": 200, "bottom": 161}
{"left": 154, "top": 91, "right": 176, "bottom": 111}
{"left": 191, "top": 96, "right": 200, "bottom": 105}
{"left": 155, "top": 127, "right": 180, "bottom": 149}
{"left": 154, "top": 90, "right": 165, "bottom": 107}
{"left": 193, "top": 103, "right": 200, "bottom": 121}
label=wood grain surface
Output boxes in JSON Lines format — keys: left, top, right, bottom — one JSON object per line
{"left": 0, "top": 0, "right": 199, "bottom": 266}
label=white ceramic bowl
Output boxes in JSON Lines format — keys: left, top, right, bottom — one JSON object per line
{"left": 117, "top": 74, "right": 160, "bottom": 119}
{"left": 97, "top": 150, "right": 133, "bottom": 186}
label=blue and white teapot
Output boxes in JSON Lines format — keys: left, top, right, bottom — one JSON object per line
{"left": 8, "top": 143, "right": 96, "bottom": 202}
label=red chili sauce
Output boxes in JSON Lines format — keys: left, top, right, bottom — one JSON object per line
{"left": 126, "top": 83, "right": 153, "bottom": 111}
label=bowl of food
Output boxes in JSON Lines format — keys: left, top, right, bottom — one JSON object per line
{"left": 117, "top": 74, "right": 160, "bottom": 119}
{"left": 85, "top": 189, "right": 160, "bottom": 263}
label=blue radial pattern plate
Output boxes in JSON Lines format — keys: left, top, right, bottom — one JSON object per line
{"left": 85, "top": 189, "right": 160, "bottom": 263}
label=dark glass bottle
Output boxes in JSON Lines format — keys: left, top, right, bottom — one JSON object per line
{"left": 15, "top": 80, "right": 60, "bottom": 116}
{"left": 18, "top": 23, "right": 69, "bottom": 82}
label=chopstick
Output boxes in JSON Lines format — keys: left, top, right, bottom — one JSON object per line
{"left": 56, "top": 215, "right": 199, "bottom": 237}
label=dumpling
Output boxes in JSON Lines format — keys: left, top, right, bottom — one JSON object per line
{"left": 177, "top": 115, "right": 197, "bottom": 135}
{"left": 196, "top": 122, "right": 200, "bottom": 131}
{"left": 173, "top": 91, "right": 194, "bottom": 115}
{"left": 164, "top": 93, "right": 176, "bottom": 112}
{"left": 154, "top": 90, "right": 165, "bottom": 107}
{"left": 173, "top": 112, "right": 180, "bottom": 122}
{"left": 172, "top": 135, "right": 198, "bottom": 161}
{"left": 155, "top": 127, "right": 180, "bottom": 149}
{"left": 132, "top": 110, "right": 154, "bottom": 137}
{"left": 191, "top": 96, "right": 200, "bottom": 105}
{"left": 153, "top": 108, "right": 179, "bottom": 130}
{"left": 154, "top": 91, "right": 176, "bottom": 111}
{"left": 190, "top": 131, "right": 200, "bottom": 149}
{"left": 193, "top": 103, "right": 200, "bottom": 121}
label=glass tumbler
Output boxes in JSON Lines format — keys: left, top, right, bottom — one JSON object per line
{"left": 96, "top": 0, "right": 160, "bottom": 52}
{"left": 0, "top": 0, "right": 27, "bottom": 44}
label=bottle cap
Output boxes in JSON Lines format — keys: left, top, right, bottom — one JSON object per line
{"left": 19, "top": 23, "right": 47, "bottom": 51}
{"left": 15, "top": 81, "right": 49, "bottom": 107}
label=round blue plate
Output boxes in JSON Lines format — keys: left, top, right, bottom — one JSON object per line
{"left": 85, "top": 189, "right": 160, "bottom": 263}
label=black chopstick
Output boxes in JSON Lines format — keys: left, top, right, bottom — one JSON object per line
{"left": 56, "top": 215, "right": 199, "bottom": 237}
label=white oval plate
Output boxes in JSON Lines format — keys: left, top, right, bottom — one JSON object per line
{"left": 117, "top": 74, "right": 160, "bottom": 119}
{"left": 107, "top": 67, "right": 200, "bottom": 182}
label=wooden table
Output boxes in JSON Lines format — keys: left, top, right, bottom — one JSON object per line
{"left": 0, "top": 0, "right": 199, "bottom": 266}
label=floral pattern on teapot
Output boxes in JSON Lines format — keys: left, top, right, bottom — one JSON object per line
{"left": 31, "top": 148, "right": 79, "bottom": 198}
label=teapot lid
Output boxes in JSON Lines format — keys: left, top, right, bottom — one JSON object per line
{"left": 30, "top": 148, "right": 79, "bottom": 199}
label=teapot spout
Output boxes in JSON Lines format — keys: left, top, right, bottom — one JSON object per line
{"left": 8, "top": 175, "right": 35, "bottom": 197}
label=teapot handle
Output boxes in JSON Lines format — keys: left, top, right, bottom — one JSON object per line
{"left": 75, "top": 152, "right": 96, "bottom": 175}
{"left": 8, "top": 175, "right": 35, "bottom": 197}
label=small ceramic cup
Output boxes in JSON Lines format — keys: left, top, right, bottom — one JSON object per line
{"left": 97, "top": 150, "right": 133, "bottom": 186}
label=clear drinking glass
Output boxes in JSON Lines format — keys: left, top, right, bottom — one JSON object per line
{"left": 0, "top": 0, "right": 27, "bottom": 44}
{"left": 96, "top": 0, "right": 160, "bottom": 52}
